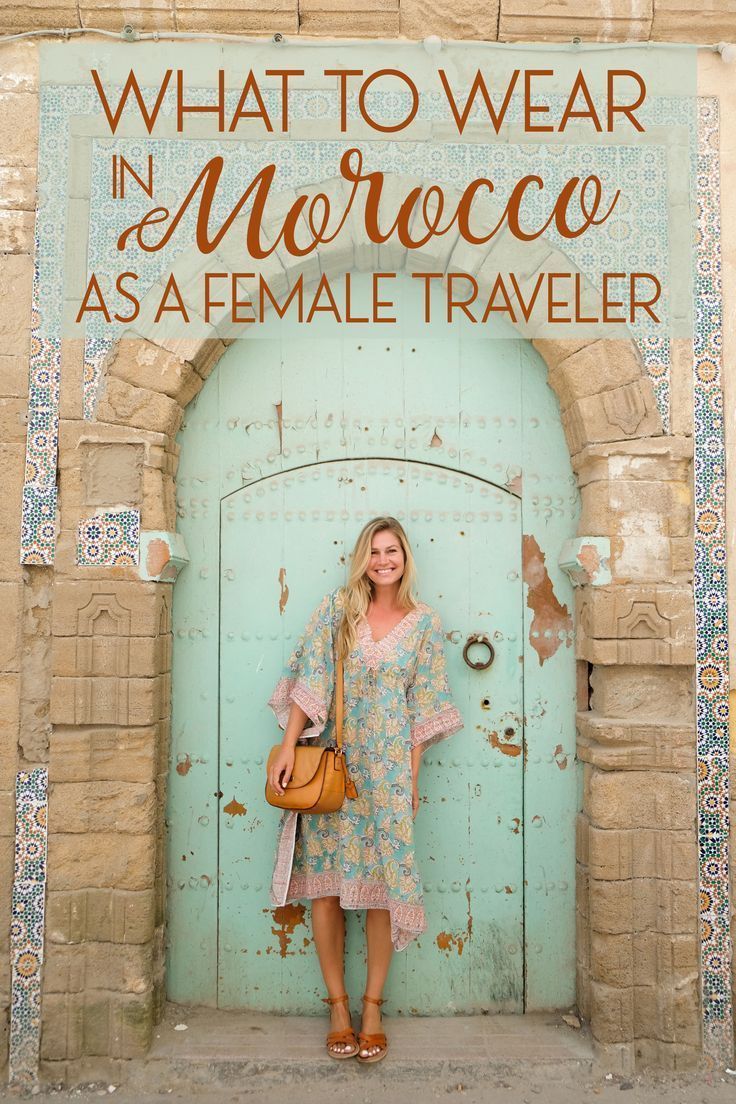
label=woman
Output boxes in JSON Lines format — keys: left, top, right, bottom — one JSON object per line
{"left": 267, "top": 516, "right": 463, "bottom": 1063}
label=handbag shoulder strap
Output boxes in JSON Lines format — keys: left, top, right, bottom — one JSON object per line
{"left": 335, "top": 656, "right": 344, "bottom": 751}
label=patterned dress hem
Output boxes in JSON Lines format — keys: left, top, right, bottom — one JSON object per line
{"left": 284, "top": 871, "right": 426, "bottom": 952}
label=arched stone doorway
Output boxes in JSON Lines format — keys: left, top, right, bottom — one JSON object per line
{"left": 49, "top": 201, "right": 697, "bottom": 1069}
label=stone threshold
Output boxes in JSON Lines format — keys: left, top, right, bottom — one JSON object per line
{"left": 117, "top": 1003, "right": 595, "bottom": 1093}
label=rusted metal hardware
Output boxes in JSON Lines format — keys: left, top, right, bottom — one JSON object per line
{"left": 462, "top": 633, "right": 495, "bottom": 670}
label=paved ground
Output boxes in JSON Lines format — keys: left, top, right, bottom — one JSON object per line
{"left": 4, "top": 1070, "right": 736, "bottom": 1104}
{"left": 1, "top": 1005, "right": 735, "bottom": 1103}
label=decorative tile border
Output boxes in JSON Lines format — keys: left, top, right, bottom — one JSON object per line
{"left": 693, "top": 97, "right": 732, "bottom": 1067}
{"left": 76, "top": 508, "right": 140, "bottom": 567}
{"left": 21, "top": 249, "right": 60, "bottom": 564}
{"left": 8, "top": 768, "right": 48, "bottom": 1089}
{"left": 639, "top": 334, "right": 671, "bottom": 432}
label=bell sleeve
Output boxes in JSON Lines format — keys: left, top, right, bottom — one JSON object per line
{"left": 267, "top": 591, "right": 336, "bottom": 739}
{"left": 407, "top": 609, "right": 464, "bottom": 753}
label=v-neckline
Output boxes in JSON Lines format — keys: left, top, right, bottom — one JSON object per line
{"left": 356, "top": 605, "right": 425, "bottom": 670}
{"left": 364, "top": 607, "right": 413, "bottom": 644}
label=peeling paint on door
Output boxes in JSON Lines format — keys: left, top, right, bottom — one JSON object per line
{"left": 489, "top": 731, "right": 521, "bottom": 757}
{"left": 278, "top": 567, "right": 289, "bottom": 615}
{"left": 521, "top": 534, "right": 573, "bottom": 666}
{"left": 175, "top": 754, "right": 192, "bottom": 776}
{"left": 552, "top": 744, "right": 569, "bottom": 770}
{"left": 223, "top": 797, "right": 246, "bottom": 816}
{"left": 436, "top": 931, "right": 465, "bottom": 956}
{"left": 436, "top": 879, "right": 474, "bottom": 958}
{"left": 269, "top": 903, "right": 307, "bottom": 958}
{"left": 275, "top": 401, "right": 283, "bottom": 453}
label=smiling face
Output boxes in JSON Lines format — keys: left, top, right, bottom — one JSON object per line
{"left": 365, "top": 528, "right": 406, "bottom": 592}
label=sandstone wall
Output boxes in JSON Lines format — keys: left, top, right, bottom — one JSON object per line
{"left": 0, "top": 0, "right": 734, "bottom": 41}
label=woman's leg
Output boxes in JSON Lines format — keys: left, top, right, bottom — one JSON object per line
{"left": 361, "top": 907, "right": 394, "bottom": 1057}
{"left": 311, "top": 896, "right": 353, "bottom": 1053}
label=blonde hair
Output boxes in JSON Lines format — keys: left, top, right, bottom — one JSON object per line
{"left": 335, "top": 516, "right": 418, "bottom": 661}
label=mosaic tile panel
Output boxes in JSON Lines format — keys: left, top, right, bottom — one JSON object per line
{"left": 8, "top": 768, "right": 48, "bottom": 1089}
{"left": 23, "top": 69, "right": 693, "bottom": 543}
{"left": 76, "top": 508, "right": 141, "bottom": 566}
{"left": 79, "top": 130, "right": 677, "bottom": 419}
{"left": 638, "top": 334, "right": 670, "bottom": 431}
{"left": 693, "top": 98, "right": 732, "bottom": 1067}
{"left": 22, "top": 247, "right": 60, "bottom": 564}
{"left": 22, "top": 77, "right": 74, "bottom": 564}
{"left": 77, "top": 125, "right": 675, "bottom": 423}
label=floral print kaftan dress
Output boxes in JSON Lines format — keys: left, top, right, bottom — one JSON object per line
{"left": 267, "top": 587, "right": 463, "bottom": 951}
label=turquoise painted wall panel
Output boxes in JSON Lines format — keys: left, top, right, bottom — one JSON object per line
{"left": 167, "top": 273, "right": 579, "bottom": 1013}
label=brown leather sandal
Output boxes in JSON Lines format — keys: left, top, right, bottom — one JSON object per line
{"left": 321, "top": 994, "right": 358, "bottom": 1059}
{"left": 357, "top": 994, "right": 388, "bottom": 1064}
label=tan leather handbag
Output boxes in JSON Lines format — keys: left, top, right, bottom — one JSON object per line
{"left": 265, "top": 658, "right": 357, "bottom": 812}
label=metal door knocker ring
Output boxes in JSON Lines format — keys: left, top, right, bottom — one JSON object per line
{"left": 463, "top": 634, "right": 495, "bottom": 670}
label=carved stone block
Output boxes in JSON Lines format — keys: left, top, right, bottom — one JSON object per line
{"left": 562, "top": 379, "right": 662, "bottom": 456}
{"left": 50, "top": 674, "right": 164, "bottom": 727}
{"left": 576, "top": 586, "right": 695, "bottom": 665}
{"left": 52, "top": 582, "right": 171, "bottom": 638}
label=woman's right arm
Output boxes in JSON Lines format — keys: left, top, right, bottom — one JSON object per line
{"left": 268, "top": 701, "right": 309, "bottom": 795}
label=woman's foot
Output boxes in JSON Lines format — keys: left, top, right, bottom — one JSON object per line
{"left": 322, "top": 994, "right": 358, "bottom": 1059}
{"left": 358, "top": 994, "right": 388, "bottom": 1063}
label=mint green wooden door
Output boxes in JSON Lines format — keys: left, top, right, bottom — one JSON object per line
{"left": 218, "top": 460, "right": 522, "bottom": 1011}
{"left": 166, "top": 280, "right": 579, "bottom": 1013}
